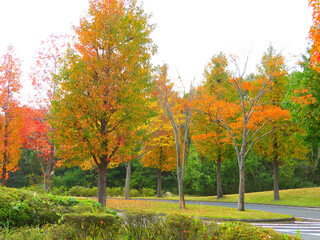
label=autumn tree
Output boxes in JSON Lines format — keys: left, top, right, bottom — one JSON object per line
{"left": 156, "top": 65, "right": 193, "bottom": 209}
{"left": 252, "top": 46, "right": 305, "bottom": 201}
{"left": 140, "top": 105, "right": 176, "bottom": 198}
{"left": 52, "top": 0, "right": 155, "bottom": 206}
{"left": 29, "top": 34, "right": 69, "bottom": 192}
{"left": 196, "top": 49, "right": 290, "bottom": 211}
{"left": 0, "top": 45, "right": 23, "bottom": 186}
{"left": 192, "top": 52, "right": 234, "bottom": 199}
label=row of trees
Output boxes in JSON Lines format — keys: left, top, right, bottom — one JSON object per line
{"left": 1, "top": 0, "right": 320, "bottom": 211}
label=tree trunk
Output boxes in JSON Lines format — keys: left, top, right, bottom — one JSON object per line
{"left": 157, "top": 168, "right": 162, "bottom": 198}
{"left": 98, "top": 160, "right": 107, "bottom": 207}
{"left": 124, "top": 161, "right": 131, "bottom": 200}
{"left": 216, "top": 157, "right": 223, "bottom": 199}
{"left": 1, "top": 156, "right": 7, "bottom": 186}
{"left": 237, "top": 158, "right": 245, "bottom": 211}
{"left": 177, "top": 167, "right": 186, "bottom": 209}
{"left": 311, "top": 145, "right": 320, "bottom": 185}
{"left": 273, "top": 159, "right": 280, "bottom": 201}
{"left": 1, "top": 120, "right": 8, "bottom": 186}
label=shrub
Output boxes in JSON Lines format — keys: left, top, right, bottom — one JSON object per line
{"left": 50, "top": 186, "right": 66, "bottom": 196}
{"left": 164, "top": 214, "right": 202, "bottom": 240}
{"left": 67, "top": 186, "right": 89, "bottom": 196}
{"left": 106, "top": 187, "right": 124, "bottom": 197}
{"left": 130, "top": 188, "right": 139, "bottom": 197}
{"left": 62, "top": 213, "right": 120, "bottom": 239}
{"left": 141, "top": 187, "right": 156, "bottom": 197}
{"left": 121, "top": 211, "right": 164, "bottom": 239}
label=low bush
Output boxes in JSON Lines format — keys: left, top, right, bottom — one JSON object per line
{"left": 121, "top": 211, "right": 164, "bottom": 239}
{"left": 67, "top": 185, "right": 97, "bottom": 197}
{"left": 106, "top": 187, "right": 124, "bottom": 197}
{"left": 140, "top": 187, "right": 156, "bottom": 197}
{"left": 130, "top": 188, "right": 139, "bottom": 197}
{"left": 62, "top": 213, "right": 120, "bottom": 239}
{"left": 164, "top": 214, "right": 202, "bottom": 239}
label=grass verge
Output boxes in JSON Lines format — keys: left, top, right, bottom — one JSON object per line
{"left": 135, "top": 187, "right": 320, "bottom": 207}
{"left": 106, "top": 199, "right": 292, "bottom": 220}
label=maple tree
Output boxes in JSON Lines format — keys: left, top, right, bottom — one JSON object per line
{"left": 52, "top": 0, "right": 155, "bottom": 206}
{"left": 28, "top": 34, "right": 70, "bottom": 192}
{"left": 140, "top": 104, "right": 176, "bottom": 198}
{"left": 156, "top": 65, "right": 193, "bottom": 209}
{"left": 0, "top": 45, "right": 23, "bottom": 186}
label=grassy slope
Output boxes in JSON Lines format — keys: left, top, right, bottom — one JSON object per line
{"left": 180, "top": 187, "right": 320, "bottom": 207}
{"left": 106, "top": 199, "right": 292, "bottom": 220}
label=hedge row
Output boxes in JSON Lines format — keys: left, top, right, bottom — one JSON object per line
{"left": 0, "top": 186, "right": 115, "bottom": 228}
{"left": 1, "top": 211, "right": 299, "bottom": 240}
{"left": 50, "top": 185, "right": 156, "bottom": 197}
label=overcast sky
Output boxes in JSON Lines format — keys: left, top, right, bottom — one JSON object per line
{"left": 0, "top": 0, "right": 313, "bottom": 94}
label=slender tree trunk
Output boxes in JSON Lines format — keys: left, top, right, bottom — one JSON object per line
{"left": 44, "top": 142, "right": 55, "bottom": 193}
{"left": 1, "top": 155, "right": 7, "bottom": 186}
{"left": 124, "top": 161, "right": 131, "bottom": 200}
{"left": 177, "top": 166, "right": 186, "bottom": 209}
{"left": 311, "top": 145, "right": 320, "bottom": 185}
{"left": 273, "top": 159, "right": 280, "bottom": 201}
{"left": 157, "top": 168, "right": 162, "bottom": 198}
{"left": 216, "top": 157, "right": 223, "bottom": 199}
{"left": 238, "top": 157, "right": 245, "bottom": 211}
{"left": 98, "top": 160, "right": 107, "bottom": 207}
{"left": 1, "top": 119, "right": 8, "bottom": 186}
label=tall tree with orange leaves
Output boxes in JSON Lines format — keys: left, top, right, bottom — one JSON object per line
{"left": 192, "top": 52, "right": 234, "bottom": 199}
{"left": 0, "top": 45, "right": 23, "bottom": 186}
{"left": 253, "top": 46, "right": 306, "bottom": 201}
{"left": 52, "top": 0, "right": 155, "bottom": 206}
{"left": 196, "top": 49, "right": 290, "bottom": 211}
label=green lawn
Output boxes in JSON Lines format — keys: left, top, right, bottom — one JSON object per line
{"left": 105, "top": 199, "right": 292, "bottom": 220}
{"left": 144, "top": 187, "right": 320, "bottom": 207}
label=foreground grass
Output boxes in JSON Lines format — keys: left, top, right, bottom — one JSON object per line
{"left": 106, "top": 199, "right": 292, "bottom": 220}
{"left": 136, "top": 187, "right": 320, "bottom": 207}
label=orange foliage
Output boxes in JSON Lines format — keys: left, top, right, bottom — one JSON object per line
{"left": 0, "top": 46, "right": 23, "bottom": 184}
{"left": 309, "top": 0, "right": 320, "bottom": 69}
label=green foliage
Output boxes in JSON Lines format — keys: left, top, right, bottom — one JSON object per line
{"left": 106, "top": 187, "right": 124, "bottom": 197}
{"left": 130, "top": 188, "right": 139, "bottom": 197}
{"left": 0, "top": 208, "right": 299, "bottom": 240}
{"left": 141, "top": 187, "right": 156, "bottom": 197}
{"left": 121, "top": 211, "right": 164, "bottom": 239}
{"left": 164, "top": 214, "right": 203, "bottom": 239}
{"left": 52, "top": 166, "right": 97, "bottom": 189}
{"left": 5, "top": 149, "right": 43, "bottom": 188}
{"left": 67, "top": 185, "right": 97, "bottom": 197}
{"left": 62, "top": 213, "right": 120, "bottom": 239}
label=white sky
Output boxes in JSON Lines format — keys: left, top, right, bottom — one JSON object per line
{"left": 0, "top": 0, "right": 313, "bottom": 97}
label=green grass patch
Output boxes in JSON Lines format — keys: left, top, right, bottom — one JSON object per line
{"left": 106, "top": 199, "right": 291, "bottom": 220}
{"left": 135, "top": 187, "right": 320, "bottom": 207}
{"left": 179, "top": 187, "right": 320, "bottom": 207}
